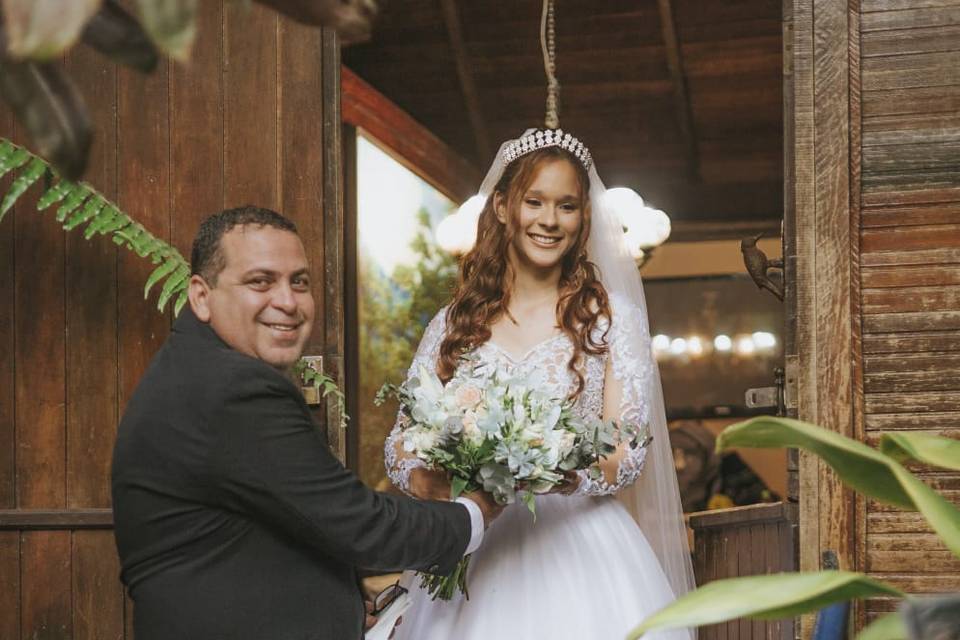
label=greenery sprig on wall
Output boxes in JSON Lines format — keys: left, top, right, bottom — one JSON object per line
{"left": 0, "top": 135, "right": 347, "bottom": 429}
{"left": 0, "top": 137, "right": 191, "bottom": 314}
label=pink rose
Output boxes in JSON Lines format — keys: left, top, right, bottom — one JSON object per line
{"left": 455, "top": 384, "right": 482, "bottom": 410}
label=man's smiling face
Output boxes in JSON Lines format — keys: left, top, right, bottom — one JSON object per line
{"left": 189, "top": 224, "right": 315, "bottom": 370}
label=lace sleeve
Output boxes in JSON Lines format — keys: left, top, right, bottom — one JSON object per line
{"left": 384, "top": 308, "right": 448, "bottom": 494}
{"left": 573, "top": 296, "right": 652, "bottom": 496}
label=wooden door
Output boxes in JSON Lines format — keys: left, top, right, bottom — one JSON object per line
{"left": 788, "top": 0, "right": 960, "bottom": 633}
{"left": 0, "top": 4, "right": 343, "bottom": 637}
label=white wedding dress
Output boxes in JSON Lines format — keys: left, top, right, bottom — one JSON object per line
{"left": 385, "top": 299, "right": 689, "bottom": 640}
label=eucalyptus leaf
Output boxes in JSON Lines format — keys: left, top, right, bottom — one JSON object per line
{"left": 2, "top": 0, "right": 102, "bottom": 59}
{"left": 856, "top": 612, "right": 907, "bottom": 640}
{"left": 626, "top": 571, "right": 904, "bottom": 639}
{"left": 134, "top": 0, "right": 198, "bottom": 62}
{"left": 718, "top": 417, "right": 960, "bottom": 557}
{"left": 881, "top": 432, "right": 960, "bottom": 472}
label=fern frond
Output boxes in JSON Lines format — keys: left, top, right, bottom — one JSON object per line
{"left": 0, "top": 137, "right": 190, "bottom": 313}
{"left": 0, "top": 157, "right": 47, "bottom": 219}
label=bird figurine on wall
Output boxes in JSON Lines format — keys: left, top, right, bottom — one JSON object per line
{"left": 741, "top": 233, "right": 784, "bottom": 301}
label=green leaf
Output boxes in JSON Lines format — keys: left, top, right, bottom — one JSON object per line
{"left": 856, "top": 612, "right": 908, "bottom": 640}
{"left": 450, "top": 475, "right": 468, "bottom": 500}
{"left": 881, "top": 432, "right": 960, "bottom": 472}
{"left": 521, "top": 491, "right": 537, "bottom": 518}
{"left": 63, "top": 195, "right": 105, "bottom": 230}
{"left": 134, "top": 0, "right": 199, "bottom": 61}
{"left": 173, "top": 287, "right": 189, "bottom": 316}
{"left": 97, "top": 209, "right": 130, "bottom": 235}
{"left": 2, "top": 0, "right": 103, "bottom": 59}
{"left": 0, "top": 145, "right": 30, "bottom": 179}
{"left": 38, "top": 180, "right": 76, "bottom": 210}
{"left": 56, "top": 187, "right": 90, "bottom": 222}
{"left": 144, "top": 258, "right": 180, "bottom": 298}
{"left": 718, "top": 417, "right": 960, "bottom": 558}
{"left": 626, "top": 571, "right": 904, "bottom": 639}
{"left": 83, "top": 204, "right": 119, "bottom": 239}
{"left": 0, "top": 157, "right": 46, "bottom": 221}
{"left": 156, "top": 265, "right": 190, "bottom": 311}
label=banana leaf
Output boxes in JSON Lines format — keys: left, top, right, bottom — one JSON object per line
{"left": 626, "top": 571, "right": 904, "bottom": 639}
{"left": 81, "top": 0, "right": 159, "bottom": 72}
{"left": 2, "top": 0, "right": 102, "bottom": 59}
{"left": 717, "top": 417, "right": 960, "bottom": 557}
{"left": 856, "top": 612, "right": 907, "bottom": 640}
{"left": 134, "top": 0, "right": 198, "bottom": 61}
{"left": 881, "top": 432, "right": 960, "bottom": 472}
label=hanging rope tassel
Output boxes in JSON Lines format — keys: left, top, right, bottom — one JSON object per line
{"left": 541, "top": 0, "right": 560, "bottom": 129}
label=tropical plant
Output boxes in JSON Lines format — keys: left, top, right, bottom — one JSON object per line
{"left": 0, "top": 0, "right": 377, "bottom": 180}
{"left": 628, "top": 416, "right": 960, "bottom": 640}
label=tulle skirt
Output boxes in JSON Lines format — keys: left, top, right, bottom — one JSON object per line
{"left": 393, "top": 493, "right": 689, "bottom": 640}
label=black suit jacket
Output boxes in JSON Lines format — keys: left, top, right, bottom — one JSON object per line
{"left": 112, "top": 308, "right": 470, "bottom": 640}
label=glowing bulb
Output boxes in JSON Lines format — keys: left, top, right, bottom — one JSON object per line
{"left": 670, "top": 338, "right": 687, "bottom": 355}
{"left": 752, "top": 331, "right": 777, "bottom": 350}
{"left": 652, "top": 334, "right": 671, "bottom": 352}
{"left": 714, "top": 335, "right": 732, "bottom": 352}
{"left": 687, "top": 336, "right": 704, "bottom": 356}
{"left": 735, "top": 336, "right": 756, "bottom": 355}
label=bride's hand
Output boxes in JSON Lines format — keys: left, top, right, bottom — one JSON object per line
{"left": 408, "top": 467, "right": 452, "bottom": 501}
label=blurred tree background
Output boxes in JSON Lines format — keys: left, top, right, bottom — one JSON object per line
{"left": 357, "top": 208, "right": 458, "bottom": 489}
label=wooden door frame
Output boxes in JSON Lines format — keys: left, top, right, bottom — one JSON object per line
{"left": 786, "top": 0, "right": 863, "bottom": 632}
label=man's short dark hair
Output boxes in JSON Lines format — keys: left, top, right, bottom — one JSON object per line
{"left": 191, "top": 205, "right": 298, "bottom": 285}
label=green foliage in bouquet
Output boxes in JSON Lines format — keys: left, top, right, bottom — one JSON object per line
{"left": 627, "top": 417, "right": 960, "bottom": 640}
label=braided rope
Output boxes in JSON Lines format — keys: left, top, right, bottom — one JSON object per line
{"left": 540, "top": 0, "right": 560, "bottom": 128}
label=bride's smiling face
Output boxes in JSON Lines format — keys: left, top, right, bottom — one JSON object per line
{"left": 496, "top": 158, "right": 584, "bottom": 275}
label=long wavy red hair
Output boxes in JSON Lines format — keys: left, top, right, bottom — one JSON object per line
{"left": 438, "top": 147, "right": 611, "bottom": 397}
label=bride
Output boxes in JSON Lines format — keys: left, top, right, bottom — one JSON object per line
{"left": 384, "top": 128, "right": 695, "bottom": 639}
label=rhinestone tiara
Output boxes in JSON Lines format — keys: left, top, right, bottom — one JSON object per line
{"left": 501, "top": 129, "right": 593, "bottom": 171}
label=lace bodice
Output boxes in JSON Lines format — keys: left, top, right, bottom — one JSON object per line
{"left": 384, "top": 296, "right": 651, "bottom": 497}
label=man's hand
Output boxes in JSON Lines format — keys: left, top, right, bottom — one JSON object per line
{"left": 364, "top": 600, "right": 377, "bottom": 631}
{"left": 408, "top": 467, "right": 451, "bottom": 501}
{"left": 462, "top": 489, "right": 504, "bottom": 528}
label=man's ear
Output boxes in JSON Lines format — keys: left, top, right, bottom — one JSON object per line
{"left": 494, "top": 192, "right": 507, "bottom": 224}
{"left": 188, "top": 274, "right": 212, "bottom": 322}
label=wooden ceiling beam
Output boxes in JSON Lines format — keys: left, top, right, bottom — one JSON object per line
{"left": 440, "top": 0, "right": 493, "bottom": 163}
{"left": 657, "top": 0, "right": 700, "bottom": 182}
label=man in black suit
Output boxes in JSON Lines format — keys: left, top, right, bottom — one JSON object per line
{"left": 112, "top": 206, "right": 498, "bottom": 639}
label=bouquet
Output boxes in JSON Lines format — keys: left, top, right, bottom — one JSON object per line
{"left": 376, "top": 356, "right": 649, "bottom": 600}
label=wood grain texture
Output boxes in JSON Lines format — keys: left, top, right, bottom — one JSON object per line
{"left": 21, "top": 531, "right": 71, "bottom": 639}
{"left": 0, "top": 532, "right": 18, "bottom": 639}
{"left": 64, "top": 44, "right": 119, "bottom": 510}
{"left": 0, "top": 104, "right": 15, "bottom": 509}
{"left": 72, "top": 531, "right": 123, "bottom": 640}
{"left": 224, "top": 2, "right": 279, "bottom": 209}
{"left": 170, "top": 0, "right": 224, "bottom": 255}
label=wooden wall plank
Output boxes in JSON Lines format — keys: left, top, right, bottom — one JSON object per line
{"left": 865, "top": 410, "right": 960, "bottom": 430}
{"left": 862, "top": 203, "right": 960, "bottom": 228}
{"left": 21, "top": 531, "right": 71, "bottom": 639}
{"left": 864, "top": 310, "right": 960, "bottom": 333}
{"left": 863, "top": 284, "right": 960, "bottom": 313}
{"left": 224, "top": 2, "right": 279, "bottom": 209}
{"left": 863, "top": 112, "right": 960, "bottom": 145}
{"left": 862, "top": 0, "right": 960, "bottom": 12}
{"left": 170, "top": 0, "right": 224, "bottom": 255}
{"left": 73, "top": 531, "right": 123, "bottom": 640}
{"left": 862, "top": 51, "right": 960, "bottom": 90}
{"left": 862, "top": 246, "right": 960, "bottom": 266}
{"left": 864, "top": 351, "right": 960, "bottom": 371}
{"left": 65, "top": 43, "right": 119, "bottom": 511}
{"left": 865, "top": 369, "right": 960, "bottom": 393}
{"left": 117, "top": 58, "right": 171, "bottom": 412}
{"left": 863, "top": 264, "right": 960, "bottom": 287}
{"left": 863, "top": 24, "right": 960, "bottom": 57}
{"left": 866, "top": 390, "right": 960, "bottom": 413}
{"left": 0, "top": 532, "right": 18, "bottom": 639}
{"left": 0, "top": 104, "right": 15, "bottom": 509}
{"left": 862, "top": 224, "right": 960, "bottom": 252}
{"left": 863, "top": 84, "right": 960, "bottom": 117}
{"left": 14, "top": 124, "right": 66, "bottom": 509}
{"left": 861, "top": 5, "right": 960, "bottom": 31}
